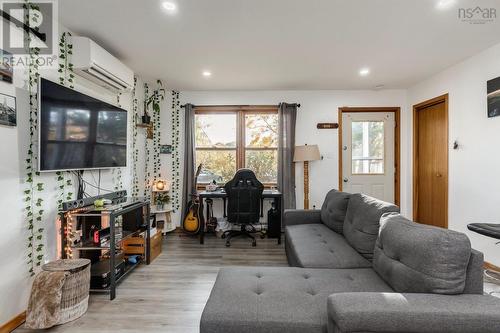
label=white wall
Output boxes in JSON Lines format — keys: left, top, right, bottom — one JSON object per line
{"left": 179, "top": 90, "right": 411, "bottom": 220}
{"left": 408, "top": 42, "right": 500, "bottom": 266}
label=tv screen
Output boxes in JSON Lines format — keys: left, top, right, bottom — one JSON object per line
{"left": 39, "top": 78, "right": 127, "bottom": 171}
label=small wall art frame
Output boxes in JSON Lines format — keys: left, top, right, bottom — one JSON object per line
{"left": 160, "top": 144, "right": 172, "bottom": 154}
{"left": 0, "top": 49, "right": 13, "bottom": 84}
{"left": 0, "top": 92, "right": 16, "bottom": 126}
{"left": 487, "top": 76, "right": 500, "bottom": 118}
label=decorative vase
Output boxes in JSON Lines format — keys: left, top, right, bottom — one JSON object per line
{"left": 156, "top": 204, "right": 164, "bottom": 211}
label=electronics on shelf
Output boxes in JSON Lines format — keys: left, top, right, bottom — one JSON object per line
{"left": 61, "top": 190, "right": 127, "bottom": 211}
{"left": 60, "top": 192, "right": 151, "bottom": 299}
{"left": 90, "top": 253, "right": 126, "bottom": 290}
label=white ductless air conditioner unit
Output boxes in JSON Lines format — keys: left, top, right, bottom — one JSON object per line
{"left": 71, "top": 36, "right": 134, "bottom": 92}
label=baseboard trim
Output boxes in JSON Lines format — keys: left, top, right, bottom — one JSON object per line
{"left": 484, "top": 261, "right": 500, "bottom": 273}
{"left": 0, "top": 312, "right": 25, "bottom": 333}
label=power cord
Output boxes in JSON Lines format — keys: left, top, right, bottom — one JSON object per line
{"left": 72, "top": 170, "right": 114, "bottom": 198}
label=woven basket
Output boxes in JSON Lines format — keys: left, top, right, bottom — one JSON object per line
{"left": 42, "top": 259, "right": 91, "bottom": 324}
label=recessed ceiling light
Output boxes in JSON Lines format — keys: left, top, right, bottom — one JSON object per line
{"left": 162, "top": 1, "right": 177, "bottom": 12}
{"left": 202, "top": 71, "right": 212, "bottom": 77}
{"left": 359, "top": 68, "right": 370, "bottom": 76}
{"left": 436, "top": 0, "right": 455, "bottom": 10}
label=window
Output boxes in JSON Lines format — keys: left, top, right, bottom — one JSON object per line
{"left": 351, "top": 121, "right": 385, "bottom": 174}
{"left": 195, "top": 106, "right": 278, "bottom": 185}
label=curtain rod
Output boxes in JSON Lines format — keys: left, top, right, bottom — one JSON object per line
{"left": 180, "top": 103, "right": 301, "bottom": 108}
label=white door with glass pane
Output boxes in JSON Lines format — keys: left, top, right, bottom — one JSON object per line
{"left": 341, "top": 112, "right": 395, "bottom": 203}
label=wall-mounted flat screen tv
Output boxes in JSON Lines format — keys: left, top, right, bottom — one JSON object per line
{"left": 39, "top": 78, "right": 127, "bottom": 172}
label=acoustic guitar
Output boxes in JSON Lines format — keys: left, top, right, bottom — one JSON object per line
{"left": 182, "top": 164, "right": 203, "bottom": 234}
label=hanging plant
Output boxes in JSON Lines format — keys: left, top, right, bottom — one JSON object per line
{"left": 24, "top": 0, "right": 45, "bottom": 275}
{"left": 131, "top": 76, "right": 140, "bottom": 197}
{"left": 145, "top": 80, "right": 166, "bottom": 115}
{"left": 150, "top": 80, "right": 164, "bottom": 181}
{"left": 57, "top": 31, "right": 74, "bottom": 208}
{"left": 143, "top": 83, "right": 151, "bottom": 198}
{"left": 112, "top": 91, "right": 124, "bottom": 190}
{"left": 170, "top": 91, "right": 181, "bottom": 212}
{"left": 112, "top": 168, "right": 124, "bottom": 191}
{"left": 141, "top": 80, "right": 165, "bottom": 198}
{"left": 142, "top": 80, "right": 165, "bottom": 124}
{"left": 58, "top": 31, "right": 74, "bottom": 88}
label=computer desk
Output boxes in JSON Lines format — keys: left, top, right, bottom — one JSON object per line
{"left": 198, "top": 189, "right": 283, "bottom": 245}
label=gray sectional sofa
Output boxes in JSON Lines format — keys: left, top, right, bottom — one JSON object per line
{"left": 200, "top": 190, "right": 500, "bottom": 333}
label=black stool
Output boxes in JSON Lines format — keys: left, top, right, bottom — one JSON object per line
{"left": 467, "top": 223, "right": 500, "bottom": 241}
{"left": 467, "top": 223, "right": 500, "bottom": 283}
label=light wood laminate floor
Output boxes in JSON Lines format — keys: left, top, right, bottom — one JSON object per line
{"left": 15, "top": 232, "right": 287, "bottom": 333}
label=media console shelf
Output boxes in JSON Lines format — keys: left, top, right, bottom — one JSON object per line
{"left": 59, "top": 192, "right": 151, "bottom": 300}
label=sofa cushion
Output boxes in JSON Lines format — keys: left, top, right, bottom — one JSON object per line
{"left": 343, "top": 193, "right": 399, "bottom": 260}
{"left": 373, "top": 213, "right": 472, "bottom": 295}
{"left": 200, "top": 267, "right": 392, "bottom": 333}
{"left": 285, "top": 224, "right": 371, "bottom": 268}
{"left": 320, "top": 189, "right": 350, "bottom": 234}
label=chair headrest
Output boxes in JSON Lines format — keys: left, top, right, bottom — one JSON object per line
{"left": 225, "top": 169, "right": 263, "bottom": 189}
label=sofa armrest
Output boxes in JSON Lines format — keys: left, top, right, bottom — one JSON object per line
{"left": 283, "top": 209, "right": 321, "bottom": 227}
{"left": 327, "top": 292, "right": 500, "bottom": 333}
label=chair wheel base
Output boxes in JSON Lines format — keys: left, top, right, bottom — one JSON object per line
{"left": 252, "top": 240, "right": 257, "bottom": 247}
{"left": 225, "top": 241, "right": 231, "bottom": 247}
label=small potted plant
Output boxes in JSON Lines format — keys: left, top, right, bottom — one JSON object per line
{"left": 142, "top": 80, "right": 166, "bottom": 124}
{"left": 155, "top": 193, "right": 170, "bottom": 211}
{"left": 141, "top": 105, "right": 151, "bottom": 124}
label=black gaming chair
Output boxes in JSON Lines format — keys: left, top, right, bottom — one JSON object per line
{"left": 222, "top": 169, "right": 264, "bottom": 247}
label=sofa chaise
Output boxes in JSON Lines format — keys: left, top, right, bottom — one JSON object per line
{"left": 200, "top": 190, "right": 500, "bottom": 333}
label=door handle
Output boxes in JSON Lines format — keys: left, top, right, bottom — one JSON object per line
{"left": 343, "top": 178, "right": 349, "bottom": 183}
{"left": 436, "top": 173, "right": 442, "bottom": 178}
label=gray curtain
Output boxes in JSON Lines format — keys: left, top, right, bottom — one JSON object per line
{"left": 278, "top": 103, "right": 298, "bottom": 209}
{"left": 181, "top": 103, "right": 196, "bottom": 220}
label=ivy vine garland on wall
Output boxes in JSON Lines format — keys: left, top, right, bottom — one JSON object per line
{"left": 170, "top": 91, "right": 181, "bottom": 212}
{"left": 150, "top": 80, "right": 165, "bottom": 182}
{"left": 143, "top": 83, "right": 151, "bottom": 198}
{"left": 131, "top": 76, "right": 140, "bottom": 197}
{"left": 57, "top": 31, "right": 74, "bottom": 208}
{"left": 112, "top": 92, "right": 124, "bottom": 191}
{"left": 141, "top": 80, "right": 165, "bottom": 198}
{"left": 24, "top": 0, "right": 45, "bottom": 275}
{"left": 152, "top": 91, "right": 160, "bottom": 181}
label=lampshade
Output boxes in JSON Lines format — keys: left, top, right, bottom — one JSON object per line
{"left": 293, "top": 145, "right": 321, "bottom": 162}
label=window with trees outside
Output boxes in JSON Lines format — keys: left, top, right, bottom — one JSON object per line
{"left": 195, "top": 106, "right": 279, "bottom": 186}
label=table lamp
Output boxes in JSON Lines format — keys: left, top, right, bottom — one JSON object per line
{"left": 294, "top": 144, "right": 321, "bottom": 209}
{"left": 153, "top": 179, "right": 169, "bottom": 191}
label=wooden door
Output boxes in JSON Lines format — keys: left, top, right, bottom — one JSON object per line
{"left": 413, "top": 95, "right": 448, "bottom": 228}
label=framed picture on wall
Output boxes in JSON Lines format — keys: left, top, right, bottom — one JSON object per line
{"left": 487, "top": 76, "right": 500, "bottom": 118}
{"left": 0, "top": 93, "right": 16, "bottom": 126}
{"left": 0, "top": 49, "right": 13, "bottom": 84}
{"left": 160, "top": 144, "right": 172, "bottom": 154}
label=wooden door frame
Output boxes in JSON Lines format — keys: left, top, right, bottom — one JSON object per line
{"left": 412, "top": 94, "right": 449, "bottom": 227}
{"left": 338, "top": 107, "right": 401, "bottom": 206}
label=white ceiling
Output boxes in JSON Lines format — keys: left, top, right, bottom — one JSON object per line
{"left": 59, "top": 0, "right": 500, "bottom": 91}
